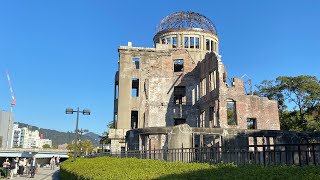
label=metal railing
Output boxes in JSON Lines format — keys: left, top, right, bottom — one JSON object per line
{"left": 0, "top": 148, "right": 69, "bottom": 153}
{"left": 104, "top": 143, "right": 320, "bottom": 166}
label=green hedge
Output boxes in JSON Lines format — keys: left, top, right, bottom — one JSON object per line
{"left": 60, "top": 157, "right": 320, "bottom": 180}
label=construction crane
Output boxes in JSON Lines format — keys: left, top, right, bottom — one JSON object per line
{"left": 5, "top": 70, "right": 16, "bottom": 148}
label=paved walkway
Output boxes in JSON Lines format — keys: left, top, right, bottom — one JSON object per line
{"left": 6, "top": 167, "right": 60, "bottom": 180}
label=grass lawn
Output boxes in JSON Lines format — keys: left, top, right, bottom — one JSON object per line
{"left": 60, "top": 157, "right": 320, "bottom": 180}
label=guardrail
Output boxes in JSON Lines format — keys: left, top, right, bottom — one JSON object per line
{"left": 94, "top": 143, "right": 320, "bottom": 166}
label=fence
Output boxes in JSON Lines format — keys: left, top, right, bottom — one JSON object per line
{"left": 106, "top": 143, "right": 320, "bottom": 166}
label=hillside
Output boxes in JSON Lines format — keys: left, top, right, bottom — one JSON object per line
{"left": 16, "top": 122, "right": 101, "bottom": 147}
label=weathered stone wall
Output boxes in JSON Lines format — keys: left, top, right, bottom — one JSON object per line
{"left": 197, "top": 52, "right": 280, "bottom": 130}
{"left": 111, "top": 25, "right": 280, "bottom": 153}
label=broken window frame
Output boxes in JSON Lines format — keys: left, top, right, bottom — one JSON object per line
{"left": 161, "top": 39, "right": 166, "bottom": 44}
{"left": 200, "top": 111, "right": 205, "bottom": 127}
{"left": 166, "top": 37, "right": 171, "bottom": 44}
{"left": 209, "top": 71, "right": 216, "bottom": 91}
{"left": 132, "top": 78, "right": 139, "bottom": 97}
{"left": 195, "top": 37, "right": 200, "bottom": 49}
{"left": 200, "top": 78, "right": 206, "bottom": 97}
{"left": 172, "top": 37, "right": 177, "bottom": 48}
{"left": 227, "top": 99, "right": 237, "bottom": 125}
{"left": 131, "top": 110, "right": 138, "bottom": 129}
{"left": 206, "top": 39, "right": 210, "bottom": 50}
{"left": 184, "top": 37, "right": 189, "bottom": 48}
{"left": 247, "top": 118, "right": 257, "bottom": 129}
{"left": 190, "top": 37, "right": 195, "bottom": 48}
{"left": 114, "top": 112, "right": 118, "bottom": 128}
{"left": 174, "top": 86, "right": 186, "bottom": 105}
{"left": 174, "top": 59, "right": 184, "bottom": 72}
{"left": 115, "top": 81, "right": 119, "bottom": 99}
{"left": 132, "top": 57, "right": 140, "bottom": 69}
{"left": 209, "top": 106, "right": 214, "bottom": 127}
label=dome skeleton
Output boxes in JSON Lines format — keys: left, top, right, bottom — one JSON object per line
{"left": 156, "top": 11, "right": 217, "bottom": 34}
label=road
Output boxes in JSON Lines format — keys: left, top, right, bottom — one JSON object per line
{"left": 10, "top": 167, "right": 60, "bottom": 180}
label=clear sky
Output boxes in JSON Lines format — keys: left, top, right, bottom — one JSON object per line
{"left": 0, "top": 0, "right": 319, "bottom": 135}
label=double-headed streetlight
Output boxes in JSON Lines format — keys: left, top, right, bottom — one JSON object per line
{"left": 65, "top": 107, "right": 91, "bottom": 161}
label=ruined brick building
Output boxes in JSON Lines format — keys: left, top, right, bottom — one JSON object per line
{"left": 109, "top": 12, "right": 280, "bottom": 152}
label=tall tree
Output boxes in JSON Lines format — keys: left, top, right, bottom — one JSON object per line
{"left": 256, "top": 75, "right": 320, "bottom": 131}
{"left": 276, "top": 76, "right": 320, "bottom": 123}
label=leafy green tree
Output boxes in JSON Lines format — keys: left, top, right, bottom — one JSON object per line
{"left": 81, "top": 140, "right": 93, "bottom": 155}
{"left": 256, "top": 75, "right": 320, "bottom": 131}
{"left": 42, "top": 144, "right": 51, "bottom": 149}
{"left": 107, "top": 121, "right": 116, "bottom": 129}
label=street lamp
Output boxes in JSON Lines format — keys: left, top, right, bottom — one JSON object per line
{"left": 78, "top": 128, "right": 89, "bottom": 157}
{"left": 65, "top": 107, "right": 91, "bottom": 161}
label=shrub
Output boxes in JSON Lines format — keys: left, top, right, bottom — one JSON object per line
{"left": 60, "top": 157, "right": 320, "bottom": 180}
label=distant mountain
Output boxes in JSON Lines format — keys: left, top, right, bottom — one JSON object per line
{"left": 16, "top": 122, "right": 101, "bottom": 147}
{"left": 84, "top": 132, "right": 101, "bottom": 141}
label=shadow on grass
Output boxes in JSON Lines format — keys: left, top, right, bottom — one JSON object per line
{"left": 52, "top": 170, "right": 60, "bottom": 180}
{"left": 153, "top": 165, "right": 238, "bottom": 180}
{"left": 153, "top": 165, "right": 320, "bottom": 180}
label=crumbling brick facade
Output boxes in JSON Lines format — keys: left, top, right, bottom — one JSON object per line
{"left": 109, "top": 12, "right": 280, "bottom": 152}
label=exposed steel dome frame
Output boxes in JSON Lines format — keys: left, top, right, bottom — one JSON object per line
{"left": 156, "top": 11, "right": 217, "bottom": 34}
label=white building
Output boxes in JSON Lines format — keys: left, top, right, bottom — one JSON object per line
{"left": 20, "top": 127, "right": 30, "bottom": 148}
{"left": 12, "top": 123, "right": 21, "bottom": 147}
{"left": 39, "top": 139, "right": 52, "bottom": 148}
{"left": 18, "top": 126, "right": 52, "bottom": 148}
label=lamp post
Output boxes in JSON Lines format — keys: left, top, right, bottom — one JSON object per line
{"left": 78, "top": 128, "right": 89, "bottom": 157}
{"left": 65, "top": 107, "right": 91, "bottom": 161}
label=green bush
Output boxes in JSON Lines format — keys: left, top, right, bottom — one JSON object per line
{"left": 60, "top": 157, "right": 320, "bottom": 180}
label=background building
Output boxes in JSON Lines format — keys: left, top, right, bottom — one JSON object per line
{"left": 109, "top": 11, "right": 280, "bottom": 152}
{"left": 17, "top": 125, "right": 52, "bottom": 148}
{"left": 12, "top": 123, "right": 21, "bottom": 147}
{"left": 0, "top": 110, "right": 15, "bottom": 148}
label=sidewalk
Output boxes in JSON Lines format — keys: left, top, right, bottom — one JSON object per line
{"left": 8, "top": 167, "right": 60, "bottom": 180}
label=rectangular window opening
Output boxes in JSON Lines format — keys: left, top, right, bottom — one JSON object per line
{"left": 200, "top": 78, "right": 206, "bottom": 97}
{"left": 247, "top": 118, "right": 257, "bottom": 129}
{"left": 200, "top": 111, "right": 205, "bottom": 127}
{"left": 161, "top": 39, "right": 166, "bottom": 44}
{"left": 227, "top": 100, "right": 237, "bottom": 125}
{"left": 166, "top": 37, "right": 171, "bottom": 44}
{"left": 132, "top": 58, "right": 140, "bottom": 69}
{"left": 114, "top": 112, "right": 118, "bottom": 128}
{"left": 174, "top": 118, "right": 186, "bottom": 126}
{"left": 131, "top": 111, "right": 138, "bottom": 129}
{"left": 209, "top": 72, "right": 213, "bottom": 91}
{"left": 190, "top": 37, "right": 194, "bottom": 48}
{"left": 211, "top": 41, "right": 214, "bottom": 51}
{"left": 174, "top": 86, "right": 186, "bottom": 105}
{"left": 174, "top": 59, "right": 184, "bottom": 72}
{"left": 206, "top": 39, "right": 210, "bottom": 50}
{"left": 172, "top": 37, "right": 177, "bottom": 48}
{"left": 115, "top": 82, "right": 119, "bottom": 99}
{"left": 184, "top": 37, "right": 189, "bottom": 48}
{"left": 132, "top": 78, "right": 139, "bottom": 97}
{"left": 209, "top": 106, "right": 214, "bottom": 128}
{"left": 195, "top": 37, "right": 200, "bottom": 49}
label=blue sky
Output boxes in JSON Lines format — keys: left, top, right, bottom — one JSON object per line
{"left": 0, "top": 1, "right": 319, "bottom": 135}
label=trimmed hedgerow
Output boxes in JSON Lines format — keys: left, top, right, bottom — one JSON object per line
{"left": 60, "top": 157, "right": 320, "bottom": 180}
